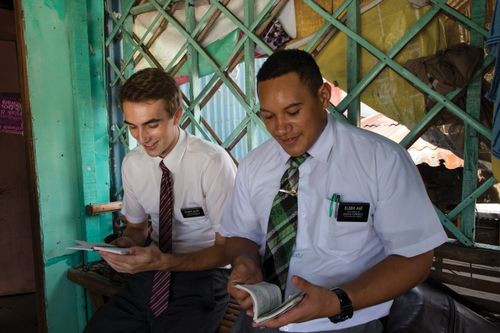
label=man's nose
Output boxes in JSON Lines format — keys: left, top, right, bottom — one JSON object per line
{"left": 138, "top": 128, "right": 149, "bottom": 144}
{"left": 274, "top": 115, "right": 291, "bottom": 135}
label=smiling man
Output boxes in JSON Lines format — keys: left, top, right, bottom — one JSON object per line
{"left": 220, "top": 50, "right": 447, "bottom": 333}
{"left": 84, "top": 68, "right": 236, "bottom": 333}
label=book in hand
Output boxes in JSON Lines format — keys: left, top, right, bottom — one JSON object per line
{"left": 66, "top": 240, "right": 130, "bottom": 255}
{"left": 234, "top": 281, "right": 304, "bottom": 324}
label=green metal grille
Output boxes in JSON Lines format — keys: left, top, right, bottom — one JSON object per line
{"left": 105, "top": 0, "right": 497, "bottom": 249}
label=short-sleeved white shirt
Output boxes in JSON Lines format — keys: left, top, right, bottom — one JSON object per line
{"left": 122, "top": 129, "right": 237, "bottom": 253}
{"left": 220, "top": 115, "right": 447, "bottom": 332}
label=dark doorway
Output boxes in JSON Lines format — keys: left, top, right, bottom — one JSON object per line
{"left": 0, "top": 2, "right": 43, "bottom": 332}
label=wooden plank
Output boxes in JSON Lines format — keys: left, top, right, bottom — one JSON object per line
{"left": 88, "top": 0, "right": 114, "bottom": 256}
{"left": 462, "top": 294, "right": 500, "bottom": 315}
{"left": 68, "top": 0, "right": 109, "bottom": 261}
{"left": 430, "top": 271, "right": 500, "bottom": 295}
{"left": 434, "top": 243, "right": 500, "bottom": 267}
{"left": 66, "top": 268, "right": 120, "bottom": 299}
{"left": 86, "top": 201, "right": 122, "bottom": 215}
{"left": 431, "top": 241, "right": 500, "bottom": 315}
{"left": 13, "top": 1, "right": 47, "bottom": 331}
{"left": 432, "top": 262, "right": 500, "bottom": 279}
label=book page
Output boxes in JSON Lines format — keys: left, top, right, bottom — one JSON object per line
{"left": 93, "top": 245, "right": 130, "bottom": 255}
{"left": 235, "top": 282, "right": 305, "bottom": 323}
{"left": 234, "top": 282, "right": 282, "bottom": 319}
{"left": 255, "top": 291, "right": 304, "bottom": 323}
{"left": 66, "top": 240, "right": 129, "bottom": 255}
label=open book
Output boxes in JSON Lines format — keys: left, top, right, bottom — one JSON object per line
{"left": 234, "top": 281, "right": 304, "bottom": 324}
{"left": 66, "top": 240, "right": 130, "bottom": 255}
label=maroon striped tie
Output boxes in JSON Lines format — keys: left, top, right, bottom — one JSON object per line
{"left": 149, "top": 161, "right": 173, "bottom": 317}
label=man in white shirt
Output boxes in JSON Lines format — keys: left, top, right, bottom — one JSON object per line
{"left": 220, "top": 50, "right": 447, "bottom": 332}
{"left": 85, "top": 68, "right": 237, "bottom": 333}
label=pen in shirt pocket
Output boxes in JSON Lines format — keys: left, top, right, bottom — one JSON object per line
{"left": 328, "top": 193, "right": 341, "bottom": 218}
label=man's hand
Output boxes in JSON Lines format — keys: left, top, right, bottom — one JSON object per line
{"left": 256, "top": 276, "right": 340, "bottom": 329}
{"left": 258, "top": 252, "right": 435, "bottom": 328}
{"left": 99, "top": 246, "right": 169, "bottom": 274}
{"left": 110, "top": 236, "right": 135, "bottom": 248}
{"left": 227, "top": 256, "right": 264, "bottom": 313}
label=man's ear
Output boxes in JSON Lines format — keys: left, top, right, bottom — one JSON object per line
{"left": 318, "top": 82, "right": 331, "bottom": 109}
{"left": 173, "top": 106, "right": 183, "bottom": 125}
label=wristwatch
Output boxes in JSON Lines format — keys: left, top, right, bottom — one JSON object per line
{"left": 328, "top": 287, "right": 353, "bottom": 323}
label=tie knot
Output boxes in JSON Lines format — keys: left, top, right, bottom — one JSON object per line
{"left": 290, "top": 153, "right": 309, "bottom": 168}
{"left": 159, "top": 161, "right": 169, "bottom": 173}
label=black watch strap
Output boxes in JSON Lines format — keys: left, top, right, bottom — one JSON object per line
{"left": 328, "top": 287, "right": 353, "bottom": 323}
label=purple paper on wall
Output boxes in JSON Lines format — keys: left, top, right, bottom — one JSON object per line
{"left": 261, "top": 18, "right": 291, "bottom": 50}
{"left": 0, "top": 93, "right": 23, "bottom": 135}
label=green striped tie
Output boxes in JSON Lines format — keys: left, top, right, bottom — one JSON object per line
{"left": 262, "top": 153, "right": 309, "bottom": 294}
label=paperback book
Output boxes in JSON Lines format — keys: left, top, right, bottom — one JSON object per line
{"left": 66, "top": 240, "right": 130, "bottom": 255}
{"left": 234, "top": 281, "right": 304, "bottom": 324}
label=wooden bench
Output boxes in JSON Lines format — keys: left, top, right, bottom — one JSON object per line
{"left": 67, "top": 262, "right": 241, "bottom": 332}
{"left": 67, "top": 262, "right": 121, "bottom": 311}
{"left": 431, "top": 242, "right": 500, "bottom": 318}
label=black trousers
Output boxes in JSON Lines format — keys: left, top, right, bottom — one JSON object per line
{"left": 84, "top": 269, "right": 229, "bottom": 333}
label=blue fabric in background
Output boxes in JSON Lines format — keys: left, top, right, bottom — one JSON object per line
{"left": 487, "top": 0, "right": 500, "bottom": 158}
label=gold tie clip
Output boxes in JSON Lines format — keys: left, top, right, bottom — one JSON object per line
{"left": 279, "top": 188, "right": 297, "bottom": 196}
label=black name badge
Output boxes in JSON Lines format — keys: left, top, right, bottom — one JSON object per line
{"left": 180, "top": 207, "right": 205, "bottom": 218}
{"left": 336, "top": 203, "right": 370, "bottom": 222}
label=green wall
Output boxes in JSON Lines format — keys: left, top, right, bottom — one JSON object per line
{"left": 21, "top": 0, "right": 110, "bottom": 331}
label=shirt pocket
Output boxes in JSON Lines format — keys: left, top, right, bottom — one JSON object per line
{"left": 175, "top": 205, "right": 210, "bottom": 233}
{"left": 176, "top": 213, "right": 208, "bottom": 230}
{"left": 176, "top": 204, "right": 206, "bottom": 221}
{"left": 317, "top": 198, "right": 372, "bottom": 262}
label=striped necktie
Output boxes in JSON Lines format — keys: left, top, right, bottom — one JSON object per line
{"left": 149, "top": 160, "right": 173, "bottom": 317}
{"left": 262, "top": 153, "right": 309, "bottom": 295}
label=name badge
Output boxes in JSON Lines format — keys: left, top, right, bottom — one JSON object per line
{"left": 336, "top": 203, "right": 370, "bottom": 222}
{"left": 180, "top": 207, "right": 205, "bottom": 218}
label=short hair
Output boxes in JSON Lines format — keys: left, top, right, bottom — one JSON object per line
{"left": 257, "top": 49, "right": 324, "bottom": 93}
{"left": 119, "top": 68, "right": 181, "bottom": 118}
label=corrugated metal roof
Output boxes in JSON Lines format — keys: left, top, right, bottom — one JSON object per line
{"left": 361, "top": 112, "right": 464, "bottom": 169}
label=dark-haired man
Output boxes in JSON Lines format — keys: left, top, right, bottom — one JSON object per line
{"left": 84, "top": 68, "right": 236, "bottom": 333}
{"left": 221, "top": 50, "right": 447, "bottom": 332}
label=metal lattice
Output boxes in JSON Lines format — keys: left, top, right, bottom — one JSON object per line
{"left": 105, "top": 0, "right": 497, "bottom": 249}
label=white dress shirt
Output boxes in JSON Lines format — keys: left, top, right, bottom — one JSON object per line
{"left": 220, "top": 115, "right": 447, "bottom": 331}
{"left": 122, "top": 128, "right": 237, "bottom": 253}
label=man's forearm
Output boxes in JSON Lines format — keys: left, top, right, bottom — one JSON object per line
{"left": 225, "top": 236, "right": 261, "bottom": 267}
{"left": 160, "top": 233, "right": 230, "bottom": 271}
{"left": 341, "top": 251, "right": 434, "bottom": 311}
{"left": 164, "top": 243, "right": 229, "bottom": 271}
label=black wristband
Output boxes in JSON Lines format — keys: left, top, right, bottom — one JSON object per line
{"left": 328, "top": 287, "right": 353, "bottom": 323}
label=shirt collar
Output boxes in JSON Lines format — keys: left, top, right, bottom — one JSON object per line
{"left": 308, "top": 115, "right": 334, "bottom": 164}
{"left": 153, "top": 127, "right": 187, "bottom": 174}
